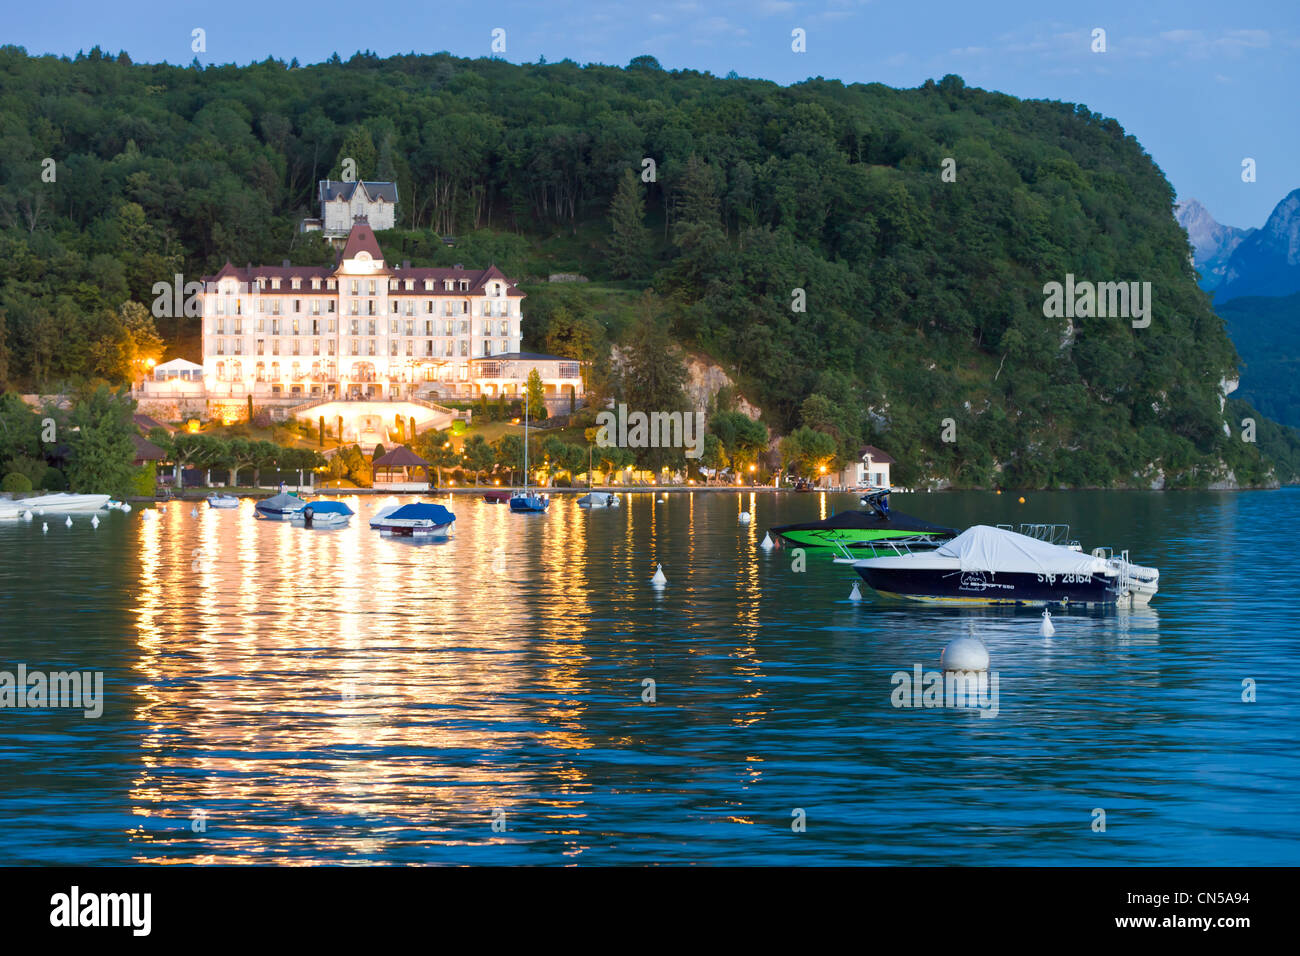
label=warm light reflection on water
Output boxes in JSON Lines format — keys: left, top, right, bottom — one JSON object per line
{"left": 2, "top": 489, "right": 1299, "bottom": 864}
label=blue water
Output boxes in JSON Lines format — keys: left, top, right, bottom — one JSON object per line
{"left": 0, "top": 488, "right": 1296, "bottom": 864}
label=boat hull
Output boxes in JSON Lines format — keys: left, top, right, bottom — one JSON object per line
{"left": 3, "top": 494, "right": 112, "bottom": 515}
{"left": 509, "top": 494, "right": 549, "bottom": 512}
{"left": 374, "top": 521, "right": 454, "bottom": 538}
{"left": 855, "top": 565, "right": 1119, "bottom": 606}
{"left": 777, "top": 527, "right": 952, "bottom": 547}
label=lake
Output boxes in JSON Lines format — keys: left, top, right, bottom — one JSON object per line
{"left": 1, "top": 488, "right": 1296, "bottom": 865}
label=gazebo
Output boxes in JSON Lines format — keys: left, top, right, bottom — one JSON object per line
{"left": 372, "top": 446, "right": 432, "bottom": 488}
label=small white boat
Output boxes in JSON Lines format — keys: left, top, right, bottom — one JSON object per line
{"left": 254, "top": 492, "right": 304, "bottom": 520}
{"left": 206, "top": 494, "right": 240, "bottom": 509}
{"left": 577, "top": 492, "right": 620, "bottom": 508}
{"left": 0, "top": 493, "right": 112, "bottom": 518}
{"left": 290, "top": 499, "right": 355, "bottom": 527}
{"left": 370, "top": 502, "right": 456, "bottom": 538}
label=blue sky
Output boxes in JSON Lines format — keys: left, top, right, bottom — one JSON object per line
{"left": 9, "top": 0, "right": 1298, "bottom": 228}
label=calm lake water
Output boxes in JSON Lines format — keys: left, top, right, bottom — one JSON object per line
{"left": 1, "top": 488, "right": 1297, "bottom": 865}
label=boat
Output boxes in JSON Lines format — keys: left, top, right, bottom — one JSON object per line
{"left": 482, "top": 490, "right": 512, "bottom": 503}
{"left": 770, "top": 488, "right": 957, "bottom": 550}
{"left": 290, "top": 499, "right": 355, "bottom": 526}
{"left": 253, "top": 492, "right": 303, "bottom": 520}
{"left": 577, "top": 492, "right": 620, "bottom": 508}
{"left": 851, "top": 524, "right": 1159, "bottom": 607}
{"left": 206, "top": 494, "right": 240, "bottom": 509}
{"left": 0, "top": 493, "right": 112, "bottom": 518}
{"left": 370, "top": 501, "right": 456, "bottom": 538}
{"left": 509, "top": 391, "right": 549, "bottom": 514}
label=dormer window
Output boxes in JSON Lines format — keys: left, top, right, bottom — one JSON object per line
{"left": 405, "top": 280, "right": 413, "bottom": 290}
{"left": 312, "top": 278, "right": 320, "bottom": 290}
{"left": 271, "top": 278, "right": 280, "bottom": 290}
{"left": 424, "top": 280, "right": 432, "bottom": 291}
{"left": 291, "top": 278, "right": 301, "bottom": 290}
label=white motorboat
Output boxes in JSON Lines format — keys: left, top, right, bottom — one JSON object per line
{"left": 206, "top": 494, "right": 240, "bottom": 509}
{"left": 289, "top": 499, "right": 355, "bottom": 527}
{"left": 853, "top": 524, "right": 1160, "bottom": 607}
{"left": 254, "top": 492, "right": 304, "bottom": 520}
{"left": 370, "top": 502, "right": 455, "bottom": 538}
{"left": 577, "top": 492, "right": 621, "bottom": 508}
{"left": 0, "top": 493, "right": 112, "bottom": 518}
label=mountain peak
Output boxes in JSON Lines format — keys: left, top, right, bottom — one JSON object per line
{"left": 1218, "top": 187, "right": 1300, "bottom": 301}
{"left": 1176, "top": 198, "right": 1252, "bottom": 289}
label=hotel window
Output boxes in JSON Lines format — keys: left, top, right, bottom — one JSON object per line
{"left": 367, "top": 302, "right": 376, "bottom": 316}
{"left": 459, "top": 320, "right": 469, "bottom": 335}
{"left": 327, "top": 280, "right": 336, "bottom": 291}
{"left": 216, "top": 318, "right": 225, "bottom": 334}
{"left": 445, "top": 341, "right": 454, "bottom": 356}
{"left": 292, "top": 278, "right": 300, "bottom": 290}
{"left": 390, "top": 320, "right": 398, "bottom": 334}
{"left": 272, "top": 278, "right": 280, "bottom": 290}
{"left": 499, "top": 340, "right": 507, "bottom": 354}
{"left": 350, "top": 280, "right": 359, "bottom": 294}
{"left": 424, "top": 280, "right": 432, "bottom": 291}
{"left": 425, "top": 367, "right": 436, "bottom": 381}
{"left": 292, "top": 319, "right": 300, "bottom": 336}
{"left": 256, "top": 340, "right": 264, "bottom": 356}
{"left": 444, "top": 280, "right": 453, "bottom": 291}
{"left": 498, "top": 320, "right": 507, "bottom": 336}
{"left": 292, "top": 341, "right": 300, "bottom": 356}
{"left": 328, "top": 319, "right": 336, "bottom": 333}
{"left": 258, "top": 300, "right": 266, "bottom": 313}
{"left": 367, "top": 280, "right": 376, "bottom": 295}
{"left": 368, "top": 341, "right": 376, "bottom": 357}
{"left": 405, "top": 280, "right": 413, "bottom": 291}
{"left": 328, "top": 301, "right": 336, "bottom": 313}
{"left": 257, "top": 278, "right": 266, "bottom": 290}
{"left": 405, "top": 320, "right": 414, "bottom": 336}
{"left": 406, "top": 341, "right": 413, "bottom": 356}
{"left": 350, "top": 320, "right": 359, "bottom": 335}
{"left": 390, "top": 342, "right": 398, "bottom": 357}
{"left": 216, "top": 299, "right": 225, "bottom": 315}
{"left": 483, "top": 341, "right": 492, "bottom": 356}
{"left": 350, "top": 341, "right": 359, "bottom": 356}
{"left": 271, "top": 320, "right": 281, "bottom": 335}
{"left": 424, "top": 321, "right": 432, "bottom": 335}
{"left": 459, "top": 280, "right": 468, "bottom": 291}
{"left": 293, "top": 300, "right": 301, "bottom": 313}
{"left": 311, "top": 319, "right": 319, "bottom": 335}
{"left": 389, "top": 301, "right": 397, "bottom": 314}
{"left": 216, "top": 340, "right": 225, "bottom": 356}
{"left": 271, "top": 362, "right": 280, "bottom": 379}
{"left": 312, "top": 278, "right": 320, "bottom": 290}
{"left": 481, "top": 321, "right": 490, "bottom": 335}
{"left": 234, "top": 340, "right": 242, "bottom": 355}
{"left": 559, "top": 362, "right": 580, "bottom": 379}
{"left": 328, "top": 340, "right": 336, "bottom": 356}
{"left": 272, "top": 300, "right": 281, "bottom": 315}
{"left": 459, "top": 341, "right": 468, "bottom": 357}
{"left": 313, "top": 341, "right": 320, "bottom": 356}
{"left": 368, "top": 320, "right": 376, "bottom": 336}
{"left": 350, "top": 301, "right": 359, "bottom": 315}
{"left": 272, "top": 341, "right": 279, "bottom": 355}
{"left": 255, "top": 362, "right": 265, "bottom": 381}
{"left": 405, "top": 302, "right": 414, "bottom": 316}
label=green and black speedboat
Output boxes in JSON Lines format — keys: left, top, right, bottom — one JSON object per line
{"left": 769, "top": 489, "right": 957, "bottom": 555}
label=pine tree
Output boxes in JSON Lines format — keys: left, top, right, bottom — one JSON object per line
{"left": 607, "top": 168, "right": 650, "bottom": 278}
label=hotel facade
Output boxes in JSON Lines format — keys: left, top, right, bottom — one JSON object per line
{"left": 159, "top": 222, "right": 581, "bottom": 419}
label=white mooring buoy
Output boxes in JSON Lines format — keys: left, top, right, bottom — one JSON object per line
{"left": 42, "top": 522, "right": 48, "bottom": 533}
{"left": 651, "top": 564, "right": 667, "bottom": 587}
{"left": 760, "top": 532, "right": 774, "bottom": 551}
{"left": 64, "top": 516, "right": 72, "bottom": 528}
{"left": 140, "top": 510, "right": 154, "bottom": 521}
{"left": 849, "top": 581, "right": 863, "bottom": 602}
{"left": 121, "top": 503, "right": 131, "bottom": 513}
{"left": 21, "top": 511, "right": 32, "bottom": 522}
{"left": 191, "top": 507, "right": 199, "bottom": 517}
{"left": 91, "top": 515, "right": 100, "bottom": 529}
{"left": 941, "top": 636, "right": 989, "bottom": 672}
{"left": 739, "top": 511, "right": 752, "bottom": 524}
{"left": 1040, "top": 609, "right": 1055, "bottom": 637}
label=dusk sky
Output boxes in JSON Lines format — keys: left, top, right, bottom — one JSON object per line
{"left": 8, "top": 0, "right": 1297, "bottom": 228}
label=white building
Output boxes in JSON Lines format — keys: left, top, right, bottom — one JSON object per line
{"left": 301, "top": 180, "right": 399, "bottom": 238}
{"left": 832, "top": 445, "right": 894, "bottom": 489}
{"left": 196, "top": 221, "right": 582, "bottom": 408}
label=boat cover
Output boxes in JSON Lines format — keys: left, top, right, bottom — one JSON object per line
{"left": 297, "top": 500, "right": 354, "bottom": 515}
{"left": 384, "top": 503, "right": 454, "bottom": 523}
{"left": 936, "top": 525, "right": 1109, "bottom": 576}
{"left": 257, "top": 493, "right": 301, "bottom": 512}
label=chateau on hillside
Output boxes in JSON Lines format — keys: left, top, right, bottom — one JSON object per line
{"left": 300, "top": 180, "right": 399, "bottom": 238}
{"left": 137, "top": 221, "right": 582, "bottom": 430}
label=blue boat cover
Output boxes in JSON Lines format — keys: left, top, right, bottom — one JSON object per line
{"left": 297, "top": 500, "right": 355, "bottom": 516}
{"left": 385, "top": 503, "right": 455, "bottom": 523}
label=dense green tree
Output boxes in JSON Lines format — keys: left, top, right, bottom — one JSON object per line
{"left": 64, "top": 385, "right": 137, "bottom": 497}
{"left": 607, "top": 168, "right": 650, "bottom": 278}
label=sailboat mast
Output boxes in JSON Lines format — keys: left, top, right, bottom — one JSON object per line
{"left": 523, "top": 390, "right": 529, "bottom": 492}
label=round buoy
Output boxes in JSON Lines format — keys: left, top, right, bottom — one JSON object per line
{"left": 941, "top": 636, "right": 989, "bottom": 672}
{"left": 651, "top": 564, "right": 667, "bottom": 587}
{"left": 64, "top": 516, "right": 72, "bottom": 528}
{"left": 21, "top": 511, "right": 32, "bottom": 522}
{"left": 1040, "top": 609, "right": 1055, "bottom": 637}
{"left": 739, "top": 511, "right": 752, "bottom": 524}
{"left": 42, "top": 522, "right": 48, "bottom": 533}
{"left": 91, "top": 516, "right": 100, "bottom": 529}
{"left": 849, "top": 581, "right": 863, "bottom": 602}
{"left": 760, "top": 532, "right": 774, "bottom": 551}
{"left": 657, "top": 497, "right": 666, "bottom": 504}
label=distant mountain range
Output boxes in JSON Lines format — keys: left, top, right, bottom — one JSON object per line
{"left": 1177, "top": 189, "right": 1300, "bottom": 301}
